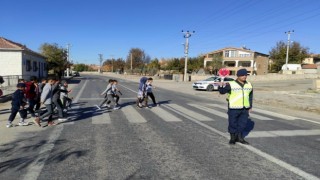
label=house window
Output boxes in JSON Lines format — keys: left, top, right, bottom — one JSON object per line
{"left": 33, "top": 61, "right": 38, "bottom": 72}
{"left": 239, "top": 62, "right": 251, "bottom": 67}
{"left": 225, "top": 50, "right": 236, "bottom": 57}
{"left": 26, "top": 60, "right": 32, "bottom": 71}
{"left": 224, "top": 62, "right": 236, "bottom": 67}
{"left": 225, "top": 51, "right": 229, "bottom": 57}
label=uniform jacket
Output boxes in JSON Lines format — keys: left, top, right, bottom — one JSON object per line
{"left": 219, "top": 80, "right": 253, "bottom": 109}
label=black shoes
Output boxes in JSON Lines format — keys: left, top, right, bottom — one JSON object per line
{"left": 236, "top": 133, "right": 250, "bottom": 145}
{"left": 229, "top": 133, "right": 249, "bottom": 145}
{"left": 229, "top": 133, "right": 236, "bottom": 145}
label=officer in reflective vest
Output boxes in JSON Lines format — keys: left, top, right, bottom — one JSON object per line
{"left": 219, "top": 69, "right": 253, "bottom": 145}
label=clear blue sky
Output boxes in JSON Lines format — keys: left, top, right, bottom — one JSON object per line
{"left": 1, "top": 0, "right": 320, "bottom": 64}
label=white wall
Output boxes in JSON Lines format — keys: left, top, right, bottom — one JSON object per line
{"left": 0, "top": 50, "right": 47, "bottom": 80}
{"left": 22, "top": 52, "right": 47, "bottom": 79}
{"left": 0, "top": 51, "right": 22, "bottom": 76}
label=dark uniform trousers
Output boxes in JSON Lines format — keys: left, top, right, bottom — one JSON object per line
{"left": 227, "top": 108, "right": 249, "bottom": 134}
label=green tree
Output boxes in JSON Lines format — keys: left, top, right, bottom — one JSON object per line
{"left": 206, "top": 54, "right": 223, "bottom": 75}
{"left": 147, "top": 58, "right": 160, "bottom": 75}
{"left": 188, "top": 57, "right": 204, "bottom": 72}
{"left": 39, "top": 43, "right": 68, "bottom": 77}
{"left": 125, "top": 48, "right": 146, "bottom": 71}
{"left": 166, "top": 58, "right": 183, "bottom": 72}
{"left": 269, "top": 41, "right": 309, "bottom": 71}
{"left": 103, "top": 58, "right": 125, "bottom": 72}
{"left": 73, "top": 63, "right": 90, "bottom": 72}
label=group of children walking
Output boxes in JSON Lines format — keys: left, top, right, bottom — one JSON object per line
{"left": 136, "top": 77, "right": 158, "bottom": 108}
{"left": 7, "top": 76, "right": 158, "bottom": 127}
{"left": 6, "top": 76, "right": 72, "bottom": 128}
{"left": 96, "top": 77, "right": 158, "bottom": 111}
{"left": 96, "top": 79, "right": 122, "bottom": 110}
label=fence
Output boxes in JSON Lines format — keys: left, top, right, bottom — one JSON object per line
{"left": 0, "top": 75, "right": 33, "bottom": 96}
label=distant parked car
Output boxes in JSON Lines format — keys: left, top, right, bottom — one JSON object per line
{"left": 73, "top": 72, "right": 80, "bottom": 77}
{"left": 192, "top": 76, "right": 234, "bottom": 91}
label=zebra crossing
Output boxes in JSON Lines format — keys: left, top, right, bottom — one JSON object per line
{"left": 65, "top": 103, "right": 312, "bottom": 125}
{"left": 61, "top": 102, "right": 320, "bottom": 138}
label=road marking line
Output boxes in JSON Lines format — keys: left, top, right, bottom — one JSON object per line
{"left": 209, "top": 104, "right": 295, "bottom": 121}
{"left": 122, "top": 106, "right": 147, "bottom": 123}
{"left": 189, "top": 103, "right": 226, "bottom": 119}
{"left": 162, "top": 104, "right": 214, "bottom": 121}
{"left": 118, "top": 84, "right": 138, "bottom": 93}
{"left": 167, "top": 104, "right": 213, "bottom": 121}
{"left": 63, "top": 79, "right": 88, "bottom": 125}
{"left": 79, "top": 97, "right": 136, "bottom": 101}
{"left": 300, "top": 118, "right": 320, "bottom": 125}
{"left": 151, "top": 107, "right": 183, "bottom": 122}
{"left": 92, "top": 113, "right": 111, "bottom": 124}
{"left": 248, "top": 129, "right": 320, "bottom": 138}
{"left": 73, "top": 79, "right": 88, "bottom": 103}
{"left": 249, "top": 113, "right": 273, "bottom": 121}
{"left": 252, "top": 108, "right": 298, "bottom": 120}
{"left": 23, "top": 125, "right": 64, "bottom": 180}
{"left": 182, "top": 115, "right": 320, "bottom": 180}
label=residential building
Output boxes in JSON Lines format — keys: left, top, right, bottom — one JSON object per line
{"left": 303, "top": 55, "right": 320, "bottom": 65}
{"left": 203, "top": 47, "right": 269, "bottom": 75}
{"left": 0, "top": 37, "right": 47, "bottom": 79}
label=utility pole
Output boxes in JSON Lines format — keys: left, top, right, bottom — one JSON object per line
{"left": 98, "top": 54, "right": 103, "bottom": 73}
{"left": 110, "top": 55, "right": 114, "bottom": 73}
{"left": 285, "top": 30, "right": 294, "bottom": 70}
{"left": 66, "top": 43, "right": 71, "bottom": 77}
{"left": 182, "top": 30, "right": 195, "bottom": 82}
{"left": 130, "top": 53, "right": 133, "bottom": 74}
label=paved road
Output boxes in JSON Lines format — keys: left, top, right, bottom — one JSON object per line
{"left": 0, "top": 75, "right": 319, "bottom": 180}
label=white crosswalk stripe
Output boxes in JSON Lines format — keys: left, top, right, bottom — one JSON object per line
{"left": 188, "top": 103, "right": 227, "bottom": 119}
{"left": 207, "top": 104, "right": 274, "bottom": 121}
{"left": 92, "top": 112, "right": 111, "bottom": 124}
{"left": 121, "top": 106, "right": 147, "bottom": 123}
{"left": 150, "top": 107, "right": 183, "bottom": 122}
{"left": 253, "top": 108, "right": 298, "bottom": 120}
{"left": 248, "top": 129, "right": 320, "bottom": 138}
{"left": 164, "top": 104, "right": 213, "bottom": 121}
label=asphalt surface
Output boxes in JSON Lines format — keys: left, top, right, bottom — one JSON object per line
{"left": 0, "top": 75, "right": 319, "bottom": 180}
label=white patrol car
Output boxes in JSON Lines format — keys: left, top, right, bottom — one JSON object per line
{"left": 192, "top": 76, "right": 234, "bottom": 91}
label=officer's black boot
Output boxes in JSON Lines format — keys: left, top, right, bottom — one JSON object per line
{"left": 237, "top": 133, "right": 249, "bottom": 145}
{"left": 229, "top": 133, "right": 236, "bottom": 145}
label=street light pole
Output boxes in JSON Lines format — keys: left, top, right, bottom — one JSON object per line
{"left": 66, "top": 43, "right": 71, "bottom": 77}
{"left": 285, "top": 30, "right": 294, "bottom": 70}
{"left": 182, "top": 30, "right": 195, "bottom": 82}
{"left": 98, "top": 54, "right": 103, "bottom": 73}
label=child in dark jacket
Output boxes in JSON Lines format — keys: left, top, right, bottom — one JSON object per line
{"left": 6, "top": 83, "right": 28, "bottom": 128}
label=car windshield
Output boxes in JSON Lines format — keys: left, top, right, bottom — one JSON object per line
{"left": 204, "top": 77, "right": 218, "bottom": 81}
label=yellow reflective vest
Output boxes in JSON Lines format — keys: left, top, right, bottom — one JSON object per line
{"left": 228, "top": 81, "right": 252, "bottom": 109}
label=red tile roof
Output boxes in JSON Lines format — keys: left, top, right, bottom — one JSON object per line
{"left": 302, "top": 64, "right": 318, "bottom": 69}
{"left": 0, "top": 37, "right": 46, "bottom": 58}
{"left": 0, "top": 37, "right": 26, "bottom": 49}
